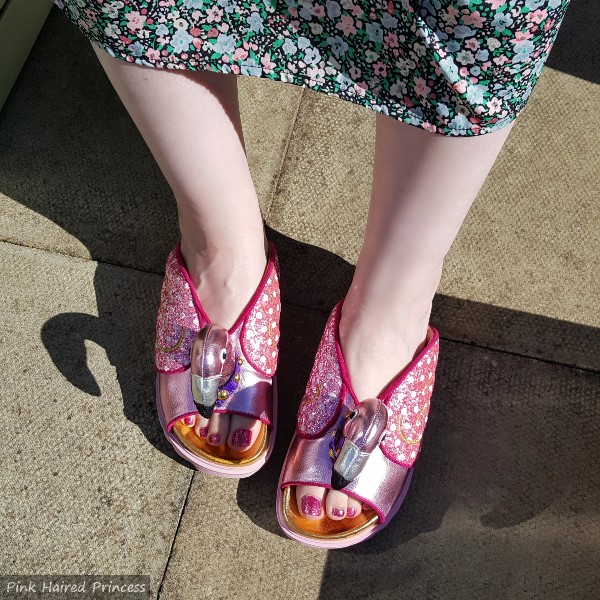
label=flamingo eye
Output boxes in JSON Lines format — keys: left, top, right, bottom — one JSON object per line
{"left": 220, "top": 349, "right": 227, "bottom": 362}
{"left": 348, "top": 410, "right": 357, "bottom": 419}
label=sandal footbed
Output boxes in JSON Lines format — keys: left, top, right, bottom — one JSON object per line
{"left": 280, "top": 485, "right": 379, "bottom": 540}
{"left": 172, "top": 419, "right": 269, "bottom": 465}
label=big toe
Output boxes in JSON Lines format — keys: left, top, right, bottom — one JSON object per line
{"left": 296, "top": 485, "right": 326, "bottom": 520}
{"left": 227, "top": 415, "right": 262, "bottom": 450}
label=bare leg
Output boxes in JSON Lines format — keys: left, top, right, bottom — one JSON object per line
{"left": 296, "top": 114, "right": 516, "bottom": 520}
{"left": 91, "top": 43, "right": 266, "bottom": 449}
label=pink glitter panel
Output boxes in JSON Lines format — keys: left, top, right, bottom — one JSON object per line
{"left": 240, "top": 262, "right": 281, "bottom": 376}
{"left": 380, "top": 334, "right": 439, "bottom": 468}
{"left": 155, "top": 249, "right": 205, "bottom": 372}
{"left": 296, "top": 305, "right": 344, "bottom": 437}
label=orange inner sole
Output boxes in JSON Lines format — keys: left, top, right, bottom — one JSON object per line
{"left": 172, "top": 419, "right": 268, "bottom": 465}
{"left": 282, "top": 486, "right": 378, "bottom": 539}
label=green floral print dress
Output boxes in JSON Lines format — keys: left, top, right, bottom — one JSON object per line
{"left": 52, "top": 0, "right": 571, "bottom": 135}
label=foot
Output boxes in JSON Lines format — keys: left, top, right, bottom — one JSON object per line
{"left": 168, "top": 236, "right": 269, "bottom": 452}
{"left": 295, "top": 296, "right": 431, "bottom": 521}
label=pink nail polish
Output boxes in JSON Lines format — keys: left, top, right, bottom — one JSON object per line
{"left": 183, "top": 416, "right": 195, "bottom": 426}
{"left": 347, "top": 507, "right": 357, "bottom": 519}
{"left": 331, "top": 507, "right": 345, "bottom": 518}
{"left": 232, "top": 428, "right": 252, "bottom": 447}
{"left": 301, "top": 495, "right": 322, "bottom": 516}
{"left": 198, "top": 427, "right": 208, "bottom": 438}
{"left": 208, "top": 433, "right": 220, "bottom": 445}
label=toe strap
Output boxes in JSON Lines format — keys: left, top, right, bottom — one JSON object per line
{"left": 159, "top": 365, "right": 274, "bottom": 431}
{"left": 280, "top": 432, "right": 410, "bottom": 525}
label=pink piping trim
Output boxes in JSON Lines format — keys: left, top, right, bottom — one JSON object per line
{"left": 332, "top": 299, "right": 360, "bottom": 406}
{"left": 155, "top": 364, "right": 190, "bottom": 375}
{"left": 380, "top": 445, "right": 415, "bottom": 470}
{"left": 331, "top": 297, "right": 439, "bottom": 405}
{"left": 239, "top": 245, "right": 278, "bottom": 376}
{"left": 174, "top": 241, "right": 279, "bottom": 376}
{"left": 231, "top": 241, "right": 277, "bottom": 335}
{"left": 281, "top": 480, "right": 385, "bottom": 524}
{"left": 167, "top": 410, "right": 198, "bottom": 432}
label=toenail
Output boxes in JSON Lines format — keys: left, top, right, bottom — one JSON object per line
{"left": 198, "top": 427, "right": 208, "bottom": 438}
{"left": 301, "top": 495, "right": 322, "bottom": 516}
{"left": 347, "top": 507, "right": 357, "bottom": 519}
{"left": 183, "top": 416, "right": 195, "bottom": 426}
{"left": 331, "top": 507, "right": 345, "bottom": 518}
{"left": 232, "top": 428, "right": 252, "bottom": 447}
{"left": 208, "top": 434, "right": 221, "bottom": 445}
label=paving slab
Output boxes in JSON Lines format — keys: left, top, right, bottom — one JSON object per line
{"left": 0, "top": 242, "right": 192, "bottom": 596}
{"left": 159, "top": 304, "right": 600, "bottom": 600}
{"left": 0, "top": 7, "right": 301, "bottom": 273}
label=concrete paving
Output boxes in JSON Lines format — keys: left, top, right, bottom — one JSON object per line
{"left": 0, "top": 4, "right": 598, "bottom": 599}
{"left": 0, "top": 242, "right": 192, "bottom": 589}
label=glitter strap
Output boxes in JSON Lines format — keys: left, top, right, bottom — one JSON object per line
{"left": 379, "top": 328, "right": 439, "bottom": 469}
{"left": 295, "top": 303, "right": 344, "bottom": 438}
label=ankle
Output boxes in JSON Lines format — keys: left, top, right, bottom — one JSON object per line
{"left": 180, "top": 235, "right": 268, "bottom": 328}
{"left": 338, "top": 296, "right": 433, "bottom": 400}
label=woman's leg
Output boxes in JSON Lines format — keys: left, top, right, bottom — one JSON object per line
{"left": 296, "top": 114, "right": 516, "bottom": 520}
{"left": 91, "top": 43, "right": 267, "bottom": 449}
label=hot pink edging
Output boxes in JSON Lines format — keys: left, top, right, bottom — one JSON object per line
{"left": 239, "top": 244, "right": 279, "bottom": 377}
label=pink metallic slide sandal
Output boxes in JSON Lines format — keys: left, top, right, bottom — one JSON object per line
{"left": 276, "top": 299, "right": 440, "bottom": 548}
{"left": 155, "top": 241, "right": 281, "bottom": 478}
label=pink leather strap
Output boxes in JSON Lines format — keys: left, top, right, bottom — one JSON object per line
{"left": 160, "top": 369, "right": 197, "bottom": 432}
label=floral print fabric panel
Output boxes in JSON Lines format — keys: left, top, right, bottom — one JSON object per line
{"left": 53, "top": 0, "right": 570, "bottom": 135}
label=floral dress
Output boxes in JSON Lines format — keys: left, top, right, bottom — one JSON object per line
{"left": 52, "top": 0, "right": 571, "bottom": 136}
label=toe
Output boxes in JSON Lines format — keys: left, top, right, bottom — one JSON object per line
{"left": 296, "top": 485, "right": 326, "bottom": 521}
{"left": 227, "top": 415, "right": 262, "bottom": 450}
{"left": 346, "top": 496, "right": 362, "bottom": 520}
{"left": 206, "top": 412, "right": 230, "bottom": 446}
{"left": 194, "top": 414, "right": 210, "bottom": 439}
{"left": 181, "top": 414, "right": 196, "bottom": 428}
{"left": 326, "top": 490, "right": 349, "bottom": 520}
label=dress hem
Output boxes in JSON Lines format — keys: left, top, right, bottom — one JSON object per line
{"left": 92, "top": 38, "right": 519, "bottom": 138}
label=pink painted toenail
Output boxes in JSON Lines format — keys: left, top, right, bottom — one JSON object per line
{"left": 199, "top": 427, "right": 208, "bottom": 438}
{"left": 183, "top": 416, "right": 195, "bottom": 426}
{"left": 347, "top": 507, "right": 357, "bottom": 519}
{"left": 232, "top": 428, "right": 252, "bottom": 447}
{"left": 301, "top": 495, "right": 322, "bottom": 516}
{"left": 331, "top": 507, "right": 345, "bottom": 518}
{"left": 208, "top": 434, "right": 221, "bottom": 445}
